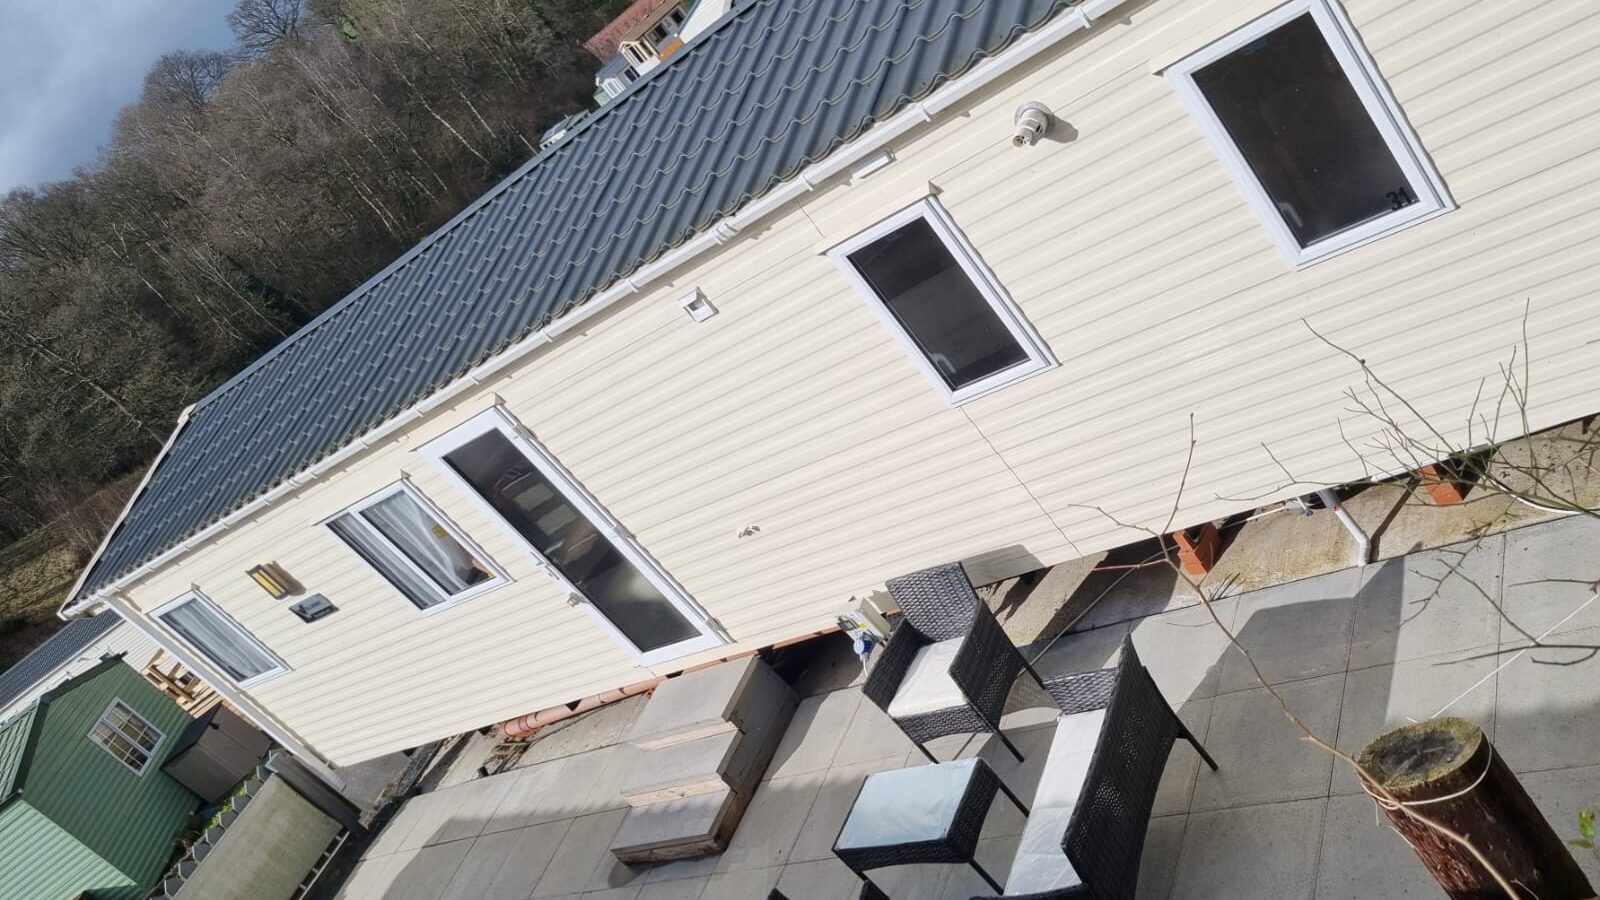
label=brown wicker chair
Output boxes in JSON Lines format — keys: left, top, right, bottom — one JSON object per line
{"left": 970, "top": 636, "right": 1217, "bottom": 900}
{"left": 863, "top": 563, "right": 1046, "bottom": 762}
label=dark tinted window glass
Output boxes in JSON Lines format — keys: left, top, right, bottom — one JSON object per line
{"left": 848, "top": 218, "right": 1028, "bottom": 391}
{"left": 1193, "top": 13, "right": 1412, "bottom": 247}
{"left": 444, "top": 430, "right": 699, "bottom": 653}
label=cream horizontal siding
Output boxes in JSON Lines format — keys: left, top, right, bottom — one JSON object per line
{"left": 110, "top": 0, "right": 1600, "bottom": 764}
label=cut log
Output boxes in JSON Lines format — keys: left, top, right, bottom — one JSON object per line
{"left": 1357, "top": 717, "right": 1594, "bottom": 900}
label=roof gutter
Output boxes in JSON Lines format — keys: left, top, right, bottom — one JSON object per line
{"left": 63, "top": 0, "right": 1126, "bottom": 617}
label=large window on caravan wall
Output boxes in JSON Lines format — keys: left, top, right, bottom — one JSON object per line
{"left": 154, "top": 591, "right": 285, "bottom": 686}
{"left": 326, "top": 481, "right": 506, "bottom": 613}
{"left": 828, "top": 197, "right": 1054, "bottom": 405}
{"left": 1166, "top": 0, "right": 1449, "bottom": 266}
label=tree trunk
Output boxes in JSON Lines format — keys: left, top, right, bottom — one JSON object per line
{"left": 1358, "top": 718, "right": 1594, "bottom": 899}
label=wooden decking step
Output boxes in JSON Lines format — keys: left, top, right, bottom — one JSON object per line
{"left": 610, "top": 787, "right": 750, "bottom": 864}
{"left": 620, "top": 671, "right": 797, "bottom": 806}
{"left": 626, "top": 655, "right": 771, "bottom": 750}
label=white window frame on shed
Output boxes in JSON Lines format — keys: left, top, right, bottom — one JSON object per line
{"left": 89, "top": 697, "right": 165, "bottom": 776}
{"left": 152, "top": 589, "right": 287, "bottom": 688}
{"left": 323, "top": 480, "right": 510, "bottom": 615}
{"left": 420, "top": 406, "right": 725, "bottom": 666}
{"left": 827, "top": 196, "right": 1056, "bottom": 406}
{"left": 1165, "top": 0, "right": 1452, "bottom": 268}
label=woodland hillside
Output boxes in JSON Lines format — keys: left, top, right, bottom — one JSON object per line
{"left": 0, "top": 0, "right": 632, "bottom": 663}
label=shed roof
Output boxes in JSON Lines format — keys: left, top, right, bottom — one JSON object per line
{"left": 0, "top": 615, "right": 121, "bottom": 712}
{"left": 0, "top": 705, "right": 40, "bottom": 804}
{"left": 72, "top": 0, "right": 1088, "bottom": 604}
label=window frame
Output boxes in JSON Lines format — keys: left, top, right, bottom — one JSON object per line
{"left": 152, "top": 589, "right": 288, "bottom": 688}
{"left": 418, "top": 406, "right": 725, "bottom": 666}
{"left": 89, "top": 698, "right": 166, "bottom": 776}
{"left": 322, "top": 480, "right": 510, "bottom": 615}
{"left": 827, "top": 196, "right": 1056, "bottom": 406}
{"left": 1165, "top": 0, "right": 1452, "bottom": 268}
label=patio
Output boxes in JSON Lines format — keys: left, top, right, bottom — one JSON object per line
{"left": 333, "top": 512, "right": 1600, "bottom": 900}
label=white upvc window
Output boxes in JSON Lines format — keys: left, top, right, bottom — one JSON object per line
{"left": 1166, "top": 0, "right": 1451, "bottom": 267}
{"left": 828, "top": 197, "right": 1055, "bottom": 406}
{"left": 153, "top": 590, "right": 287, "bottom": 688}
{"left": 89, "top": 698, "right": 165, "bottom": 775}
{"left": 325, "top": 481, "right": 508, "bottom": 614}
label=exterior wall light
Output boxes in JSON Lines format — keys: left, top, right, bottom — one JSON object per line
{"left": 679, "top": 288, "right": 718, "bottom": 323}
{"left": 246, "top": 563, "right": 296, "bottom": 599}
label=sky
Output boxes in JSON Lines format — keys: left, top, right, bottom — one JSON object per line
{"left": 0, "top": 0, "right": 237, "bottom": 194}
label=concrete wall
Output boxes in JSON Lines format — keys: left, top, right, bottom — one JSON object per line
{"left": 174, "top": 777, "right": 341, "bottom": 900}
{"left": 113, "top": 0, "right": 1600, "bottom": 765}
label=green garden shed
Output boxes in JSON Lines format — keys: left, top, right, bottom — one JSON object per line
{"left": 0, "top": 657, "right": 199, "bottom": 900}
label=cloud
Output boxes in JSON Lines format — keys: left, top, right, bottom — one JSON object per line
{"left": 0, "top": 0, "right": 236, "bottom": 193}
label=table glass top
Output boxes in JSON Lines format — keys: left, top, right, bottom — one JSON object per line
{"left": 835, "top": 758, "right": 981, "bottom": 850}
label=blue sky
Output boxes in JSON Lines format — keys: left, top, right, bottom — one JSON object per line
{"left": 0, "top": 0, "right": 236, "bottom": 193}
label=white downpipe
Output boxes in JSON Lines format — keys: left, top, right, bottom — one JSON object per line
{"left": 1316, "top": 488, "right": 1373, "bottom": 566}
{"left": 63, "top": 0, "right": 1129, "bottom": 617}
{"left": 103, "top": 592, "right": 347, "bottom": 789}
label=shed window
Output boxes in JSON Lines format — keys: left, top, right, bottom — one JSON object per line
{"left": 90, "top": 699, "right": 164, "bottom": 775}
{"left": 828, "top": 198, "right": 1054, "bottom": 404}
{"left": 1167, "top": 0, "right": 1448, "bottom": 265}
{"left": 155, "top": 591, "right": 285, "bottom": 686}
{"left": 327, "top": 482, "right": 505, "bottom": 612}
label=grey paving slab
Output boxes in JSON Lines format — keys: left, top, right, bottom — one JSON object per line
{"left": 1128, "top": 599, "right": 1236, "bottom": 703}
{"left": 484, "top": 821, "right": 573, "bottom": 900}
{"left": 580, "top": 886, "right": 643, "bottom": 900}
{"left": 400, "top": 789, "right": 474, "bottom": 851}
{"left": 1350, "top": 540, "right": 1504, "bottom": 670}
{"left": 698, "top": 866, "right": 781, "bottom": 900}
{"left": 1332, "top": 649, "right": 1498, "bottom": 796}
{"left": 1135, "top": 815, "right": 1188, "bottom": 900}
{"left": 1221, "top": 569, "right": 1358, "bottom": 694}
{"left": 638, "top": 855, "right": 719, "bottom": 885}
{"left": 1028, "top": 621, "right": 1129, "bottom": 681}
{"left": 635, "top": 875, "right": 709, "bottom": 900}
{"left": 788, "top": 755, "right": 908, "bottom": 864}
{"left": 366, "top": 802, "right": 426, "bottom": 859}
{"left": 433, "top": 774, "right": 518, "bottom": 844}
{"left": 532, "top": 809, "right": 632, "bottom": 897}
{"left": 1191, "top": 674, "right": 1343, "bottom": 812}
{"left": 774, "top": 857, "right": 862, "bottom": 900}
{"left": 484, "top": 758, "right": 571, "bottom": 834}
{"left": 714, "top": 772, "right": 823, "bottom": 873}
{"left": 832, "top": 695, "right": 917, "bottom": 766}
{"left": 1496, "top": 626, "right": 1600, "bottom": 772}
{"left": 1500, "top": 514, "right": 1600, "bottom": 641}
{"left": 1517, "top": 764, "right": 1600, "bottom": 888}
{"left": 336, "top": 853, "right": 404, "bottom": 900}
{"left": 544, "top": 748, "right": 624, "bottom": 821}
{"left": 766, "top": 689, "right": 860, "bottom": 779}
{"left": 1313, "top": 794, "right": 1449, "bottom": 900}
{"left": 438, "top": 828, "right": 526, "bottom": 900}
{"left": 393, "top": 839, "right": 473, "bottom": 900}
{"left": 1170, "top": 799, "right": 1324, "bottom": 900}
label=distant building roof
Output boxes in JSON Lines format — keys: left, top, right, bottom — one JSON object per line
{"left": 584, "top": 0, "right": 683, "bottom": 61}
{"left": 0, "top": 614, "right": 121, "bottom": 712}
{"left": 71, "top": 0, "right": 1092, "bottom": 605}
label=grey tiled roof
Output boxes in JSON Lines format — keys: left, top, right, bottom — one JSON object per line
{"left": 0, "top": 613, "right": 121, "bottom": 710}
{"left": 75, "top": 0, "right": 1086, "bottom": 601}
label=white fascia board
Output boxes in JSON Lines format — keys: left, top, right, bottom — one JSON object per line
{"left": 65, "top": 0, "right": 1127, "bottom": 614}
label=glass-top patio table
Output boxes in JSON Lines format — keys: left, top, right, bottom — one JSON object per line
{"left": 832, "top": 757, "right": 1029, "bottom": 895}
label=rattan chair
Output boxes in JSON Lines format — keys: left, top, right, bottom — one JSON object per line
{"left": 769, "top": 883, "right": 887, "bottom": 900}
{"left": 970, "top": 636, "right": 1217, "bottom": 900}
{"left": 863, "top": 563, "right": 1046, "bottom": 762}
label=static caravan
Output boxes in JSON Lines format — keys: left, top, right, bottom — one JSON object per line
{"left": 61, "top": 0, "right": 1600, "bottom": 773}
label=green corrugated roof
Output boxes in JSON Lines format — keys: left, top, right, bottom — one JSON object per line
{"left": 0, "top": 704, "right": 41, "bottom": 804}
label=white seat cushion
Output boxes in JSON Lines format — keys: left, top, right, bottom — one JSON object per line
{"left": 1004, "top": 708, "right": 1104, "bottom": 895}
{"left": 885, "top": 638, "right": 966, "bottom": 719}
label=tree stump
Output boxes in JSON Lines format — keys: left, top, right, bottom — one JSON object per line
{"left": 1358, "top": 718, "right": 1594, "bottom": 899}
